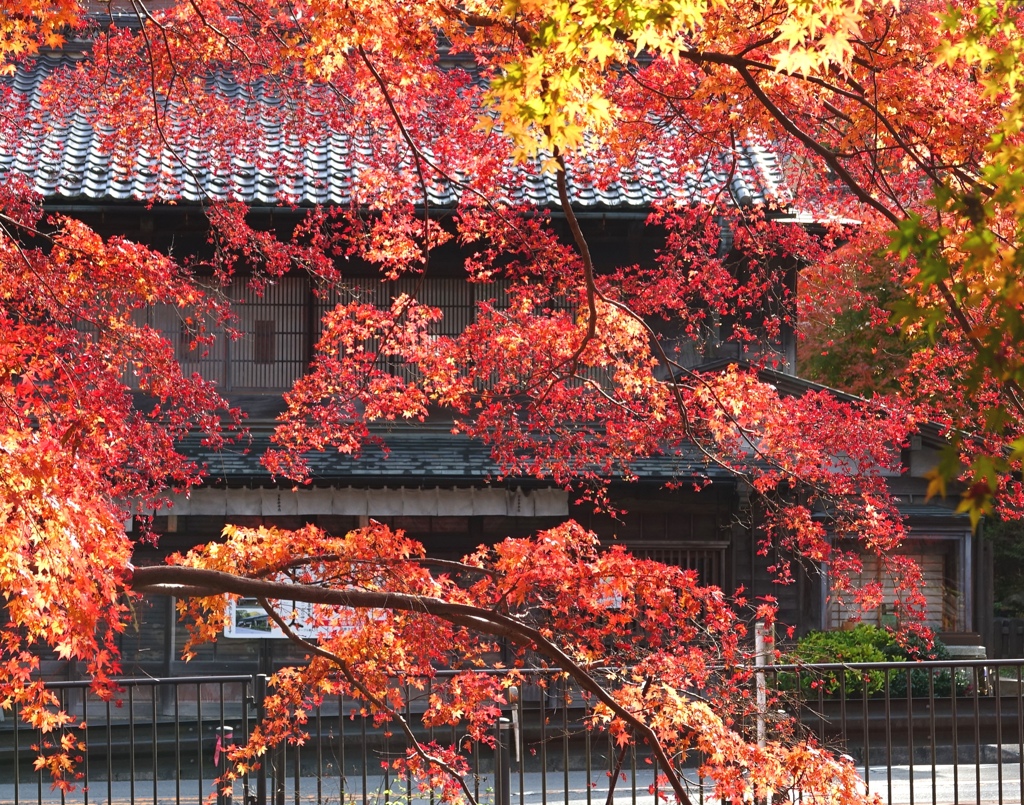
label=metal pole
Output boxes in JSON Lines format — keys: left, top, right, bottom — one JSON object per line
{"left": 755, "top": 621, "right": 768, "bottom": 748}
{"left": 494, "top": 718, "right": 511, "bottom": 805}
{"left": 217, "top": 726, "right": 235, "bottom": 805}
{"left": 255, "top": 675, "right": 268, "bottom": 805}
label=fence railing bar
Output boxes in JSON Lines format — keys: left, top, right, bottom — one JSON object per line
{"left": 360, "top": 693, "right": 369, "bottom": 805}
{"left": 927, "top": 668, "right": 936, "bottom": 805}
{"left": 5, "top": 661, "right": 1024, "bottom": 805}
{"left": 197, "top": 682, "right": 205, "bottom": 805}
{"left": 1017, "top": 664, "right": 1023, "bottom": 805}
{"left": 905, "top": 667, "right": 914, "bottom": 805}
{"left": 35, "top": 719, "right": 41, "bottom": 805}
{"left": 128, "top": 684, "right": 136, "bottom": 805}
{"left": 584, "top": 698, "right": 592, "bottom": 805}
{"left": 12, "top": 702, "right": 19, "bottom": 805}
{"left": 242, "top": 677, "right": 252, "bottom": 805}
{"left": 885, "top": 668, "right": 894, "bottom": 805}
{"left": 339, "top": 687, "right": 347, "bottom": 805}
{"left": 255, "top": 675, "right": 268, "bottom": 805}
{"left": 105, "top": 696, "right": 113, "bottom": 805}
{"left": 629, "top": 739, "right": 637, "bottom": 805}
{"left": 316, "top": 696, "right": 324, "bottom": 805}
{"left": 860, "top": 679, "right": 870, "bottom": 791}
{"left": 973, "top": 666, "right": 982, "bottom": 805}
{"left": 562, "top": 676, "right": 570, "bottom": 805}
{"left": 994, "top": 668, "right": 1004, "bottom": 805}
{"left": 950, "top": 670, "right": 958, "bottom": 805}
{"left": 539, "top": 688, "right": 548, "bottom": 805}
{"left": 516, "top": 693, "right": 525, "bottom": 805}
{"left": 173, "top": 680, "right": 182, "bottom": 805}
{"left": 151, "top": 683, "right": 159, "bottom": 805}
{"left": 293, "top": 738, "right": 300, "bottom": 805}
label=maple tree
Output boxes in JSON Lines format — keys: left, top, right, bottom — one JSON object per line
{"left": 1, "top": 0, "right": 1023, "bottom": 802}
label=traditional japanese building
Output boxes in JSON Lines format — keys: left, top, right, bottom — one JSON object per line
{"left": 0, "top": 43, "right": 990, "bottom": 679}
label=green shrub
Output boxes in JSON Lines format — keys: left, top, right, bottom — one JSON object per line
{"left": 780, "top": 625, "right": 968, "bottom": 698}
{"left": 880, "top": 636, "right": 974, "bottom": 697}
{"left": 780, "top": 625, "right": 889, "bottom": 696}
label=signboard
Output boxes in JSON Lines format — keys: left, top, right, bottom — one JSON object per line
{"left": 224, "top": 597, "right": 321, "bottom": 639}
{"left": 223, "top": 596, "right": 384, "bottom": 639}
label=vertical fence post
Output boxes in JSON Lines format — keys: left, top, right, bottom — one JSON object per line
{"left": 254, "top": 674, "right": 268, "bottom": 805}
{"left": 494, "top": 717, "right": 511, "bottom": 805}
{"left": 755, "top": 621, "right": 769, "bottom": 748}
{"left": 217, "top": 726, "right": 235, "bottom": 805}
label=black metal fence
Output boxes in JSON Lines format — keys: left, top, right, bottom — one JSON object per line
{"left": 764, "top": 658, "right": 1024, "bottom": 805}
{"left": 2, "top": 660, "right": 1024, "bottom": 805}
{"left": 994, "top": 618, "right": 1024, "bottom": 659}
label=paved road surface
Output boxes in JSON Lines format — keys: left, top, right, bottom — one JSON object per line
{"left": 1, "top": 765, "right": 1020, "bottom": 805}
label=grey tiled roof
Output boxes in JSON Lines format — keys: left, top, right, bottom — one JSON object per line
{"left": 185, "top": 427, "right": 729, "bottom": 487}
{"left": 892, "top": 503, "right": 966, "bottom": 520}
{"left": 2, "top": 52, "right": 791, "bottom": 210}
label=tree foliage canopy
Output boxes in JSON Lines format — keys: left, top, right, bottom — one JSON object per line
{"left": 1, "top": 0, "right": 1023, "bottom": 801}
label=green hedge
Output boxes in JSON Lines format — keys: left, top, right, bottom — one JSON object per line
{"left": 779, "top": 625, "right": 967, "bottom": 698}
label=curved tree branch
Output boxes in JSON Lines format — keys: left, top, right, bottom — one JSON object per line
{"left": 257, "top": 597, "right": 484, "bottom": 805}
{"left": 131, "top": 565, "right": 695, "bottom": 805}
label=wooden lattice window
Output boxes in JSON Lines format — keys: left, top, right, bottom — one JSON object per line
{"left": 629, "top": 541, "right": 730, "bottom": 589}
{"left": 254, "top": 319, "right": 276, "bottom": 364}
{"left": 176, "top": 320, "right": 198, "bottom": 361}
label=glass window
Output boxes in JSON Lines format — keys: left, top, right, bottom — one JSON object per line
{"left": 826, "top": 538, "right": 965, "bottom": 632}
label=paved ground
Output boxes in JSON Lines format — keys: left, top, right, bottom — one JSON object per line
{"left": 1, "top": 765, "right": 1021, "bottom": 805}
